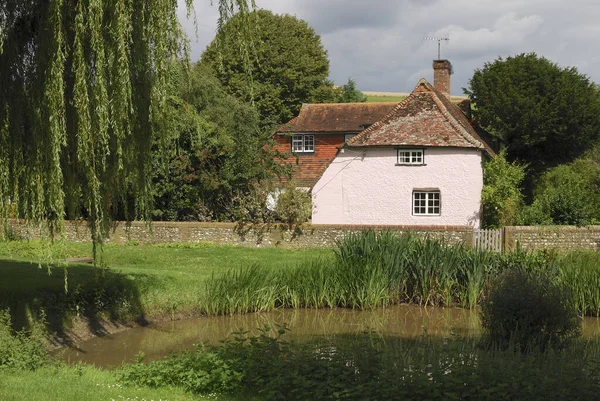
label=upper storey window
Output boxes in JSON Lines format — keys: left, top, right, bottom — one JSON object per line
{"left": 292, "top": 134, "right": 315, "bottom": 153}
{"left": 396, "top": 149, "right": 424, "bottom": 165}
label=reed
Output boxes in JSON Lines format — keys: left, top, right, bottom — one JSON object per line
{"left": 201, "top": 264, "right": 280, "bottom": 316}
{"left": 556, "top": 251, "right": 600, "bottom": 316}
{"left": 200, "top": 231, "right": 600, "bottom": 317}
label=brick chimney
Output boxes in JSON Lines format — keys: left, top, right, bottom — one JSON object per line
{"left": 433, "top": 60, "right": 453, "bottom": 97}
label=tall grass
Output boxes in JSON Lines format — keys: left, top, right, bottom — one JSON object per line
{"left": 556, "top": 250, "right": 600, "bottom": 316}
{"left": 202, "top": 231, "right": 600, "bottom": 317}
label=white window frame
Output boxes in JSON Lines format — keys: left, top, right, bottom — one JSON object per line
{"left": 291, "top": 134, "right": 315, "bottom": 153}
{"left": 413, "top": 190, "right": 441, "bottom": 216}
{"left": 396, "top": 149, "right": 424, "bottom": 165}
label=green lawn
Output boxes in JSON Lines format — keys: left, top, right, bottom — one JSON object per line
{"left": 0, "top": 365, "right": 201, "bottom": 401}
{"left": 0, "top": 240, "right": 332, "bottom": 333}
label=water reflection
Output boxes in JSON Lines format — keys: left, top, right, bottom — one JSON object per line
{"left": 62, "top": 305, "right": 599, "bottom": 367}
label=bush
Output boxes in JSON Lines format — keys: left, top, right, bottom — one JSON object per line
{"left": 274, "top": 183, "right": 311, "bottom": 227}
{"left": 0, "top": 309, "right": 51, "bottom": 370}
{"left": 481, "top": 151, "right": 525, "bottom": 228}
{"left": 480, "top": 270, "right": 581, "bottom": 352}
{"left": 519, "top": 159, "right": 600, "bottom": 226}
{"left": 118, "top": 348, "right": 242, "bottom": 395}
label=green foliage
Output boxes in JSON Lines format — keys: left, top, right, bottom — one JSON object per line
{"left": 481, "top": 151, "right": 526, "bottom": 227}
{"left": 519, "top": 159, "right": 600, "bottom": 225}
{"left": 118, "top": 347, "right": 242, "bottom": 395}
{"left": 337, "top": 78, "right": 367, "bottom": 103}
{"left": 231, "top": 180, "right": 276, "bottom": 225}
{"left": 0, "top": 1, "right": 254, "bottom": 243}
{"left": 481, "top": 270, "right": 581, "bottom": 352}
{"left": 467, "top": 53, "right": 600, "bottom": 178}
{"left": 151, "top": 63, "right": 282, "bottom": 221}
{"left": 202, "top": 9, "right": 335, "bottom": 127}
{"left": 274, "top": 183, "right": 312, "bottom": 227}
{"left": 0, "top": 309, "right": 50, "bottom": 370}
{"left": 556, "top": 250, "right": 600, "bottom": 317}
{"left": 117, "top": 327, "right": 600, "bottom": 401}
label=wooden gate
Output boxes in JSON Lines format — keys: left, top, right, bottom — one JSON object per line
{"left": 473, "top": 228, "right": 503, "bottom": 252}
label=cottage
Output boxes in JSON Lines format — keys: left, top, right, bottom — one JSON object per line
{"left": 311, "top": 60, "right": 494, "bottom": 227}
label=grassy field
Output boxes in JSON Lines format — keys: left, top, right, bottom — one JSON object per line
{"left": 0, "top": 365, "right": 207, "bottom": 401}
{"left": 0, "top": 240, "right": 332, "bottom": 334}
{"left": 365, "top": 94, "right": 407, "bottom": 102}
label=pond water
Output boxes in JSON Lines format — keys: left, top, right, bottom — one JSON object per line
{"left": 62, "top": 305, "right": 600, "bottom": 367}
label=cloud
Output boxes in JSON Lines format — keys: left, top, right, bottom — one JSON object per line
{"left": 181, "top": 0, "right": 600, "bottom": 95}
{"left": 433, "top": 13, "right": 544, "bottom": 58}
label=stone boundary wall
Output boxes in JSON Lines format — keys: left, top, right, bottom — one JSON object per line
{"left": 7, "top": 222, "right": 600, "bottom": 251}
{"left": 504, "top": 226, "right": 600, "bottom": 252}
{"left": 4, "top": 220, "right": 473, "bottom": 248}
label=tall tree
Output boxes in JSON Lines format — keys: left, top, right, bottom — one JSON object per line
{"left": 466, "top": 53, "right": 600, "bottom": 177}
{"left": 152, "top": 63, "right": 282, "bottom": 221}
{"left": 201, "top": 9, "right": 336, "bottom": 128}
{"left": 0, "top": 0, "right": 253, "bottom": 245}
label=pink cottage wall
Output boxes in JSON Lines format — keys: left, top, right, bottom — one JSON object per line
{"left": 311, "top": 147, "right": 483, "bottom": 226}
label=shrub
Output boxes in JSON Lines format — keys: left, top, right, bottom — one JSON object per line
{"left": 519, "top": 159, "right": 600, "bottom": 226}
{"left": 118, "top": 348, "right": 242, "bottom": 395}
{"left": 232, "top": 180, "right": 275, "bottom": 227}
{"left": 0, "top": 309, "right": 51, "bottom": 370}
{"left": 274, "top": 182, "right": 311, "bottom": 227}
{"left": 480, "top": 270, "right": 581, "bottom": 352}
{"left": 481, "top": 151, "right": 526, "bottom": 228}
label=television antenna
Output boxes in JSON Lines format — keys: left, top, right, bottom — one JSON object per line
{"left": 424, "top": 36, "right": 449, "bottom": 59}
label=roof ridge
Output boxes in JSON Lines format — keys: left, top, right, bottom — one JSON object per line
{"left": 422, "top": 81, "right": 495, "bottom": 155}
{"left": 427, "top": 88, "right": 481, "bottom": 149}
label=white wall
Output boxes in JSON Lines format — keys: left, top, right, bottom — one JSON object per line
{"left": 312, "top": 147, "right": 482, "bottom": 226}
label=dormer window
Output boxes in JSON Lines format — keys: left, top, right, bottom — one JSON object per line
{"left": 396, "top": 149, "right": 424, "bottom": 165}
{"left": 292, "top": 134, "right": 314, "bottom": 153}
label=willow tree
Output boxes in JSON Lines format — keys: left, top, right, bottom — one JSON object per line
{"left": 0, "top": 0, "right": 253, "bottom": 245}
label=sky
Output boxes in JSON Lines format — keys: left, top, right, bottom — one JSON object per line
{"left": 178, "top": 0, "right": 600, "bottom": 96}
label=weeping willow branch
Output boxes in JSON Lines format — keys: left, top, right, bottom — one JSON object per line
{"left": 0, "top": 0, "right": 254, "bottom": 249}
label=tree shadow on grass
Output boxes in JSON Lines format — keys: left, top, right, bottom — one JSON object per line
{"left": 0, "top": 259, "right": 154, "bottom": 347}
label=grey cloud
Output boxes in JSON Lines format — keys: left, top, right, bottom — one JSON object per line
{"left": 276, "top": 0, "right": 403, "bottom": 34}
{"left": 184, "top": 0, "right": 600, "bottom": 95}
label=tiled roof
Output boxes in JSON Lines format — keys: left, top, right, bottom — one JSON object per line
{"left": 346, "top": 79, "right": 494, "bottom": 156}
{"left": 277, "top": 102, "right": 398, "bottom": 133}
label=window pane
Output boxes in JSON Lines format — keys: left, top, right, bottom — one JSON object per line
{"left": 413, "top": 191, "right": 440, "bottom": 215}
{"left": 398, "top": 150, "right": 423, "bottom": 164}
{"left": 304, "top": 135, "right": 314, "bottom": 152}
{"left": 292, "top": 135, "right": 302, "bottom": 152}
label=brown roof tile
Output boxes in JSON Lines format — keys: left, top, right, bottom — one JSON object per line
{"left": 277, "top": 102, "right": 398, "bottom": 133}
{"left": 346, "top": 79, "right": 495, "bottom": 156}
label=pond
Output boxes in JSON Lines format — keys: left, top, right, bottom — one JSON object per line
{"left": 62, "top": 305, "right": 600, "bottom": 367}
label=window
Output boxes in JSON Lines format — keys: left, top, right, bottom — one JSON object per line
{"left": 292, "top": 134, "right": 315, "bottom": 153}
{"left": 413, "top": 191, "right": 440, "bottom": 216}
{"left": 396, "top": 149, "right": 424, "bottom": 165}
